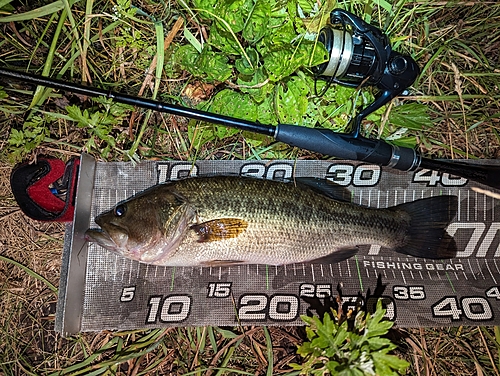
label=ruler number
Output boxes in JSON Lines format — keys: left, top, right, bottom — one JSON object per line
{"left": 207, "top": 282, "right": 232, "bottom": 298}
{"left": 432, "top": 296, "right": 493, "bottom": 322}
{"left": 120, "top": 286, "right": 136, "bottom": 302}
{"left": 269, "top": 295, "right": 300, "bottom": 321}
{"left": 486, "top": 287, "right": 500, "bottom": 300}
{"left": 300, "top": 284, "right": 331, "bottom": 298}
{"left": 462, "top": 297, "right": 493, "bottom": 321}
{"left": 413, "top": 169, "right": 467, "bottom": 187}
{"left": 326, "top": 164, "right": 381, "bottom": 187}
{"left": 146, "top": 295, "right": 192, "bottom": 324}
{"left": 432, "top": 297, "right": 462, "bottom": 321}
{"left": 238, "top": 295, "right": 268, "bottom": 320}
{"left": 393, "top": 286, "right": 425, "bottom": 300}
{"left": 238, "top": 294, "right": 299, "bottom": 322}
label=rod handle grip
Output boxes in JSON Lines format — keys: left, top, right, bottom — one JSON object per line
{"left": 275, "top": 124, "right": 420, "bottom": 171}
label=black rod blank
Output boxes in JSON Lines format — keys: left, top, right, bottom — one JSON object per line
{"left": 0, "top": 68, "right": 275, "bottom": 137}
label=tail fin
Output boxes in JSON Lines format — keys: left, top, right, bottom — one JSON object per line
{"left": 391, "top": 195, "right": 458, "bottom": 259}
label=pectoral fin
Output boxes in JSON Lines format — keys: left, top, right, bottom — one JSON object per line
{"left": 191, "top": 218, "right": 248, "bottom": 242}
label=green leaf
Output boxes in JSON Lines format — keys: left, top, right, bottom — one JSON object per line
{"left": 334, "top": 326, "right": 349, "bottom": 347}
{"left": 365, "top": 301, "right": 394, "bottom": 338}
{"left": 372, "top": 352, "right": 410, "bottom": 374}
{"left": 198, "top": 47, "right": 233, "bottom": 81}
{"left": 175, "top": 44, "right": 200, "bottom": 72}
{"left": 237, "top": 66, "right": 273, "bottom": 103}
{"left": 191, "top": 0, "right": 216, "bottom": 8}
{"left": 366, "top": 319, "right": 393, "bottom": 338}
{"left": 255, "top": 92, "right": 278, "bottom": 125}
{"left": 300, "top": 314, "right": 316, "bottom": 326}
{"left": 215, "top": 327, "right": 238, "bottom": 339}
{"left": 197, "top": 0, "right": 252, "bottom": 33}
{"left": 0, "top": 0, "right": 14, "bottom": 10}
{"left": 8, "top": 115, "right": 50, "bottom": 159}
{"left": 235, "top": 48, "right": 259, "bottom": 75}
{"left": 266, "top": 1, "right": 288, "bottom": 28}
{"left": 66, "top": 105, "right": 90, "bottom": 127}
{"left": 388, "top": 103, "right": 431, "bottom": 130}
{"left": 8, "top": 129, "right": 24, "bottom": 146}
{"left": 177, "top": 44, "right": 233, "bottom": 81}
{"left": 276, "top": 76, "right": 309, "bottom": 124}
{"left": 0, "top": 0, "right": 64, "bottom": 22}
{"left": 297, "top": 0, "right": 316, "bottom": 14}
{"left": 258, "top": 17, "right": 296, "bottom": 56}
{"left": 366, "top": 336, "right": 393, "bottom": 351}
{"left": 296, "top": 341, "right": 315, "bottom": 357}
{"left": 263, "top": 39, "right": 327, "bottom": 82}
{"left": 374, "top": 0, "right": 393, "bottom": 13}
{"left": 184, "top": 26, "right": 202, "bottom": 53}
{"left": 210, "top": 22, "right": 241, "bottom": 55}
{"left": 210, "top": 89, "right": 257, "bottom": 124}
{"left": 306, "top": 39, "right": 329, "bottom": 67}
{"left": 263, "top": 46, "right": 296, "bottom": 82}
{"left": 242, "top": 0, "right": 270, "bottom": 43}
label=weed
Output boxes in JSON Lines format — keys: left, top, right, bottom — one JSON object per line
{"left": 65, "top": 97, "right": 134, "bottom": 158}
{"left": 291, "top": 300, "right": 409, "bottom": 375}
{"left": 8, "top": 114, "right": 51, "bottom": 161}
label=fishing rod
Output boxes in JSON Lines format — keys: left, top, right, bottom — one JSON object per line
{"left": 3, "top": 66, "right": 497, "bottom": 190}
{"left": 1, "top": 9, "right": 499, "bottom": 190}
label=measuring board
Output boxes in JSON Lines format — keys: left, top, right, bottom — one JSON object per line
{"left": 55, "top": 154, "right": 500, "bottom": 336}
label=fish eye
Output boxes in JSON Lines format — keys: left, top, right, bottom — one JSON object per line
{"left": 114, "top": 204, "right": 126, "bottom": 217}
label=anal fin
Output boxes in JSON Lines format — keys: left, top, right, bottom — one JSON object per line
{"left": 303, "top": 246, "right": 359, "bottom": 265}
{"left": 200, "top": 260, "right": 246, "bottom": 266}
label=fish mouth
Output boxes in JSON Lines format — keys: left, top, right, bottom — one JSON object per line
{"left": 85, "top": 228, "right": 120, "bottom": 252}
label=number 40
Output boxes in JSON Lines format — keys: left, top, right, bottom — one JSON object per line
{"left": 413, "top": 169, "right": 467, "bottom": 187}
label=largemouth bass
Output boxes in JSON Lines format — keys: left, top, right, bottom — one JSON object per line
{"left": 85, "top": 176, "right": 458, "bottom": 266}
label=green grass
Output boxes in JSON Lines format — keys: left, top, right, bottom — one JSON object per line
{"left": 0, "top": 0, "right": 500, "bottom": 374}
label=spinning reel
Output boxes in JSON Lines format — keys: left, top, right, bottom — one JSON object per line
{"left": 313, "top": 9, "right": 420, "bottom": 137}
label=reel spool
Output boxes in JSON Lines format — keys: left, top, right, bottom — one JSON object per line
{"left": 313, "top": 9, "right": 420, "bottom": 136}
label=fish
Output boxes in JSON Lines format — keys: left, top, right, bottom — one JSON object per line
{"left": 85, "top": 176, "right": 458, "bottom": 266}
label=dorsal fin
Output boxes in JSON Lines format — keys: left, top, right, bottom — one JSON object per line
{"left": 294, "top": 178, "right": 352, "bottom": 202}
